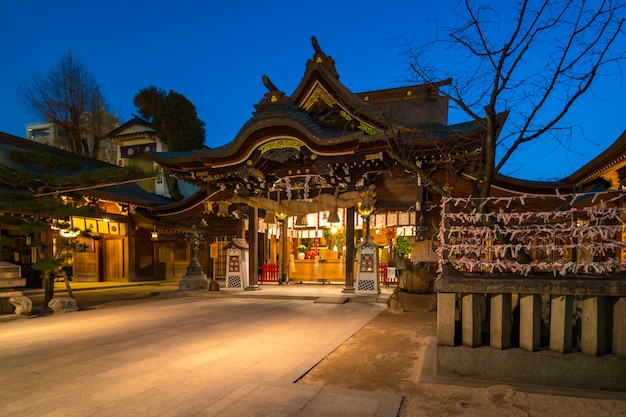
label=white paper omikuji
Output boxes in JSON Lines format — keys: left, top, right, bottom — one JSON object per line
{"left": 437, "top": 190, "right": 626, "bottom": 276}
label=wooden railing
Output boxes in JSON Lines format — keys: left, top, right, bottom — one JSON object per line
{"left": 259, "top": 263, "right": 279, "bottom": 283}
{"left": 379, "top": 263, "right": 399, "bottom": 286}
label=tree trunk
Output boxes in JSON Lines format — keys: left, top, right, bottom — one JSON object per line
{"left": 399, "top": 263, "right": 434, "bottom": 294}
{"left": 43, "top": 271, "right": 54, "bottom": 310}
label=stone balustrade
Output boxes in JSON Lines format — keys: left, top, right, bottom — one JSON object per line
{"left": 435, "top": 269, "right": 626, "bottom": 391}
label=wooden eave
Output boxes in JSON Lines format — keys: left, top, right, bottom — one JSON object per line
{"left": 80, "top": 187, "right": 171, "bottom": 209}
{"left": 488, "top": 174, "right": 575, "bottom": 195}
{"left": 565, "top": 129, "right": 626, "bottom": 188}
{"left": 355, "top": 79, "right": 453, "bottom": 104}
{"left": 131, "top": 208, "right": 197, "bottom": 233}
{"left": 110, "top": 131, "right": 158, "bottom": 144}
{"left": 151, "top": 187, "right": 209, "bottom": 220}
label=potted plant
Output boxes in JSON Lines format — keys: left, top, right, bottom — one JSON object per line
{"left": 297, "top": 244, "right": 307, "bottom": 260}
{"left": 394, "top": 236, "right": 411, "bottom": 259}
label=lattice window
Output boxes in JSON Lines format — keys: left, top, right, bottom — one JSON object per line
{"left": 357, "top": 279, "right": 376, "bottom": 292}
{"left": 227, "top": 275, "right": 242, "bottom": 288}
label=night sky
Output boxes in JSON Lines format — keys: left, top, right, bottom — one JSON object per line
{"left": 2, "top": 0, "right": 624, "bottom": 181}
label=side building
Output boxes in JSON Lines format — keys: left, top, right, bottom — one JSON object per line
{"left": 0, "top": 131, "right": 200, "bottom": 288}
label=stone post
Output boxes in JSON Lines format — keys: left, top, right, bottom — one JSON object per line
{"left": 490, "top": 293, "right": 512, "bottom": 350}
{"left": 581, "top": 295, "right": 606, "bottom": 356}
{"left": 613, "top": 297, "right": 626, "bottom": 358}
{"left": 462, "top": 293, "right": 483, "bottom": 347}
{"left": 549, "top": 294, "right": 573, "bottom": 353}
{"left": 437, "top": 292, "right": 457, "bottom": 346}
{"left": 519, "top": 294, "right": 541, "bottom": 352}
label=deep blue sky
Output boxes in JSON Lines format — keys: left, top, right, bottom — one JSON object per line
{"left": 1, "top": 0, "right": 624, "bottom": 181}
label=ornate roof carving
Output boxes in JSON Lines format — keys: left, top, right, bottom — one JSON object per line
{"left": 253, "top": 75, "right": 299, "bottom": 115}
{"left": 309, "top": 36, "right": 339, "bottom": 79}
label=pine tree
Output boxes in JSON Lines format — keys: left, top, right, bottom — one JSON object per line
{"left": 0, "top": 149, "right": 146, "bottom": 310}
{"left": 134, "top": 86, "right": 206, "bottom": 151}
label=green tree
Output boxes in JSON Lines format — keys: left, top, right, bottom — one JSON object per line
{"left": 134, "top": 86, "right": 206, "bottom": 151}
{"left": 0, "top": 150, "right": 147, "bottom": 310}
{"left": 18, "top": 50, "right": 116, "bottom": 158}
{"left": 393, "top": 0, "right": 625, "bottom": 199}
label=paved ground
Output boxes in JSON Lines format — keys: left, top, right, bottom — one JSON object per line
{"left": 3, "top": 281, "right": 626, "bottom": 416}
{"left": 2, "top": 283, "right": 400, "bottom": 416}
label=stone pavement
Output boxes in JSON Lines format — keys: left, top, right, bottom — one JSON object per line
{"left": 2, "top": 282, "right": 402, "bottom": 416}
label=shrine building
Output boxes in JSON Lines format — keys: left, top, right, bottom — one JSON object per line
{"left": 148, "top": 36, "right": 510, "bottom": 290}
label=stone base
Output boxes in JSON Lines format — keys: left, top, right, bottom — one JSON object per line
{"left": 437, "top": 345, "right": 626, "bottom": 392}
{"left": 48, "top": 297, "right": 78, "bottom": 314}
{"left": 179, "top": 274, "right": 207, "bottom": 291}
{"left": 0, "top": 291, "right": 33, "bottom": 316}
{"left": 387, "top": 289, "right": 437, "bottom": 313}
{"left": 342, "top": 286, "right": 355, "bottom": 294}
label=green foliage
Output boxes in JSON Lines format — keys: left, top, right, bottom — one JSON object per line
{"left": 394, "top": 236, "right": 411, "bottom": 257}
{"left": 0, "top": 213, "right": 27, "bottom": 226}
{"left": 9, "top": 150, "right": 83, "bottom": 174}
{"left": 134, "top": 86, "right": 206, "bottom": 151}
{"left": 32, "top": 230, "right": 94, "bottom": 274}
{"left": 31, "top": 257, "right": 59, "bottom": 272}
{"left": 11, "top": 219, "right": 47, "bottom": 235}
{"left": 1, "top": 149, "right": 148, "bottom": 201}
{"left": 0, "top": 236, "right": 17, "bottom": 260}
{"left": 0, "top": 150, "right": 141, "bottom": 275}
{"left": 69, "top": 165, "right": 148, "bottom": 187}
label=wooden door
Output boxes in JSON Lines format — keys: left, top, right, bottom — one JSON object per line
{"left": 103, "top": 239, "right": 124, "bottom": 281}
{"left": 73, "top": 239, "right": 98, "bottom": 282}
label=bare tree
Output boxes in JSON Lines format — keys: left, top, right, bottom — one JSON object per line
{"left": 18, "top": 50, "right": 115, "bottom": 158}
{"left": 398, "top": 0, "right": 625, "bottom": 198}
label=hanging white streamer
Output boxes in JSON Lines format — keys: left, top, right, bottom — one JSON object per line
{"left": 439, "top": 190, "right": 626, "bottom": 276}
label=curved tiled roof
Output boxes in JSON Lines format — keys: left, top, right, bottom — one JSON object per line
{"left": 149, "top": 106, "right": 363, "bottom": 170}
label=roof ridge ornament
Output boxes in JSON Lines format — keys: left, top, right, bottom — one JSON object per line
{"left": 253, "top": 75, "right": 298, "bottom": 115}
{"left": 309, "top": 36, "right": 339, "bottom": 79}
{"left": 262, "top": 74, "right": 279, "bottom": 92}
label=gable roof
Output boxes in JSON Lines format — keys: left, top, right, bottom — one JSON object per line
{"left": 106, "top": 116, "right": 154, "bottom": 138}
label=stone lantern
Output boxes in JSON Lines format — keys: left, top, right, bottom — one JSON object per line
{"left": 224, "top": 238, "right": 249, "bottom": 289}
{"left": 355, "top": 236, "right": 382, "bottom": 295}
{"left": 179, "top": 225, "right": 208, "bottom": 291}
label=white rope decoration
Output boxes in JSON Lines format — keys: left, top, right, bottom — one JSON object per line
{"left": 437, "top": 190, "right": 626, "bottom": 276}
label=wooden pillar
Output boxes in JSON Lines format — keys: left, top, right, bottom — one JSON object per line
{"left": 581, "top": 295, "right": 607, "bottom": 356}
{"left": 490, "top": 293, "right": 512, "bottom": 350}
{"left": 279, "top": 219, "right": 289, "bottom": 284}
{"left": 549, "top": 294, "right": 573, "bottom": 353}
{"left": 462, "top": 293, "right": 483, "bottom": 347}
{"left": 519, "top": 294, "right": 541, "bottom": 352}
{"left": 246, "top": 206, "right": 259, "bottom": 290}
{"left": 343, "top": 206, "right": 355, "bottom": 293}
{"left": 437, "top": 292, "right": 457, "bottom": 346}
{"left": 127, "top": 216, "right": 136, "bottom": 282}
